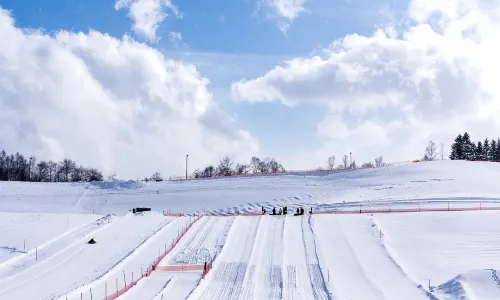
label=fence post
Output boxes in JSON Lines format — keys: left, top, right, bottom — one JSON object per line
{"left": 90, "top": 287, "right": 93, "bottom": 300}
{"left": 123, "top": 270, "right": 127, "bottom": 291}
{"left": 105, "top": 282, "right": 107, "bottom": 300}
{"left": 116, "top": 278, "right": 118, "bottom": 297}
{"left": 132, "top": 271, "right": 134, "bottom": 283}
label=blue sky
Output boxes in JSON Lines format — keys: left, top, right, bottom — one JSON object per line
{"left": 1, "top": 0, "right": 440, "bottom": 177}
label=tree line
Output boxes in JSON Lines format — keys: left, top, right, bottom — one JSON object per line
{"left": 191, "top": 156, "right": 285, "bottom": 178}
{"left": 449, "top": 132, "right": 500, "bottom": 161}
{"left": 0, "top": 150, "right": 103, "bottom": 182}
{"left": 322, "top": 154, "right": 385, "bottom": 170}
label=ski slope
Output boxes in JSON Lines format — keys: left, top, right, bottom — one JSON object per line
{"left": 0, "top": 212, "right": 170, "bottom": 300}
{"left": 0, "top": 161, "right": 499, "bottom": 299}
{"left": 0, "top": 212, "right": 100, "bottom": 264}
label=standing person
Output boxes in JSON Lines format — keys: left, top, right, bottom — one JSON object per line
{"left": 300, "top": 207, "right": 304, "bottom": 215}
{"left": 273, "top": 207, "right": 276, "bottom": 215}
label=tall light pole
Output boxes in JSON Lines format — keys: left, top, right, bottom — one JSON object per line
{"left": 186, "top": 155, "right": 189, "bottom": 180}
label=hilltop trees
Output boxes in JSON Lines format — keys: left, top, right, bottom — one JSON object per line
{"left": 450, "top": 132, "right": 500, "bottom": 161}
{"left": 193, "top": 155, "right": 285, "bottom": 178}
{"left": 0, "top": 149, "right": 103, "bottom": 182}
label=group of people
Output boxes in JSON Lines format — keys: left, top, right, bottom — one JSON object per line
{"left": 261, "top": 206, "right": 312, "bottom": 216}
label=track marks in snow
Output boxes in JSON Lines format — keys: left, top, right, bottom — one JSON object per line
{"left": 339, "top": 215, "right": 428, "bottom": 300}
{"left": 189, "top": 216, "right": 261, "bottom": 300}
{"left": 0, "top": 214, "right": 114, "bottom": 281}
{"left": 283, "top": 217, "right": 314, "bottom": 299}
{"left": 165, "top": 216, "right": 235, "bottom": 266}
{"left": 314, "top": 215, "right": 384, "bottom": 300}
{"left": 0, "top": 213, "right": 170, "bottom": 300}
{"left": 301, "top": 216, "right": 331, "bottom": 300}
{"left": 239, "top": 216, "right": 284, "bottom": 300}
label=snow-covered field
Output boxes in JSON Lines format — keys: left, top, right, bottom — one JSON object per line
{"left": 0, "top": 160, "right": 500, "bottom": 299}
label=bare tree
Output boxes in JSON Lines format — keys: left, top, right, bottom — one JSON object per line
{"left": 362, "top": 161, "right": 374, "bottom": 168}
{"left": 37, "top": 161, "right": 49, "bottom": 182}
{"left": 235, "top": 163, "right": 248, "bottom": 175}
{"left": 440, "top": 143, "right": 445, "bottom": 160}
{"left": 375, "top": 156, "right": 384, "bottom": 167}
{"left": 424, "top": 141, "right": 437, "bottom": 161}
{"left": 250, "top": 157, "right": 261, "bottom": 173}
{"left": 342, "top": 155, "right": 349, "bottom": 169}
{"left": 327, "top": 155, "right": 336, "bottom": 170}
{"left": 108, "top": 172, "right": 118, "bottom": 181}
{"left": 217, "top": 156, "right": 234, "bottom": 176}
{"left": 202, "top": 165, "right": 215, "bottom": 177}
{"left": 150, "top": 172, "right": 163, "bottom": 181}
{"left": 60, "top": 158, "right": 76, "bottom": 182}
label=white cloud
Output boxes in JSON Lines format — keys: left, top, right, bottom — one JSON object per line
{"left": 256, "top": 0, "right": 307, "bottom": 34}
{"left": 169, "top": 31, "right": 187, "bottom": 48}
{"left": 232, "top": 0, "right": 500, "bottom": 165}
{"left": 0, "top": 8, "right": 258, "bottom": 179}
{"left": 115, "top": 0, "right": 182, "bottom": 43}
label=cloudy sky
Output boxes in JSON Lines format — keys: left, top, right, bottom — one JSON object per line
{"left": 1, "top": 0, "right": 499, "bottom": 179}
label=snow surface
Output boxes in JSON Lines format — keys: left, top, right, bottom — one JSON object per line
{"left": 0, "top": 160, "right": 499, "bottom": 299}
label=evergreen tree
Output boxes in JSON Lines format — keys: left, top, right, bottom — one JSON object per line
{"left": 476, "top": 141, "right": 483, "bottom": 160}
{"left": 490, "top": 139, "right": 497, "bottom": 161}
{"left": 496, "top": 138, "right": 500, "bottom": 161}
{"left": 450, "top": 134, "right": 463, "bottom": 160}
{"left": 462, "top": 132, "right": 471, "bottom": 159}
{"left": 484, "top": 138, "right": 490, "bottom": 161}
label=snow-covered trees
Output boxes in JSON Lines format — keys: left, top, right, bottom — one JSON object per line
{"left": 450, "top": 132, "right": 500, "bottom": 161}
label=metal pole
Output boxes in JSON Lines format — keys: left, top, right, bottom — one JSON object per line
{"left": 186, "top": 154, "right": 189, "bottom": 179}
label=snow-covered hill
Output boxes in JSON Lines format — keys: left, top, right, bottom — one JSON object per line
{"left": 0, "top": 160, "right": 499, "bottom": 216}
{"left": 1, "top": 160, "right": 499, "bottom": 300}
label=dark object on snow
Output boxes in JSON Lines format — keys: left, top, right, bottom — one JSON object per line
{"left": 283, "top": 206, "right": 287, "bottom": 215}
{"left": 271, "top": 207, "right": 276, "bottom": 215}
{"left": 204, "top": 261, "right": 207, "bottom": 272}
{"left": 88, "top": 238, "right": 96, "bottom": 244}
{"left": 300, "top": 207, "right": 304, "bottom": 215}
{"left": 309, "top": 207, "right": 313, "bottom": 214}
{"left": 132, "top": 207, "right": 151, "bottom": 214}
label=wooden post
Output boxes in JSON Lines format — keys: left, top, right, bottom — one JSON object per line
{"left": 90, "top": 287, "right": 93, "bottom": 300}
{"left": 105, "top": 282, "right": 107, "bottom": 300}
{"left": 132, "top": 271, "right": 134, "bottom": 282}
{"left": 116, "top": 278, "right": 118, "bottom": 297}
{"left": 123, "top": 270, "right": 127, "bottom": 291}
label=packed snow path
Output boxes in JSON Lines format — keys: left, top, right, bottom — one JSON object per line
{"left": 188, "top": 216, "right": 261, "bottom": 300}
{"left": 162, "top": 216, "right": 235, "bottom": 266}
